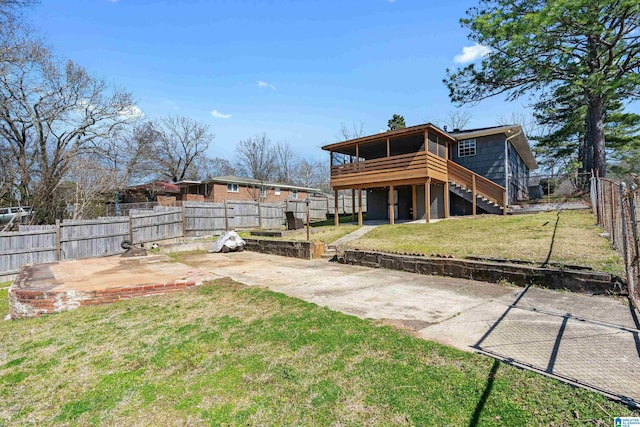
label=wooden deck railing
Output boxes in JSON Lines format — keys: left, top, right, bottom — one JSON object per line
{"left": 329, "top": 153, "right": 506, "bottom": 213}
{"left": 330, "top": 151, "right": 448, "bottom": 187}
{"left": 447, "top": 160, "right": 506, "bottom": 209}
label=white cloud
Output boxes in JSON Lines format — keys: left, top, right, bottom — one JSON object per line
{"left": 258, "top": 80, "right": 276, "bottom": 91}
{"left": 211, "top": 109, "right": 232, "bottom": 119}
{"left": 119, "top": 104, "right": 144, "bottom": 120}
{"left": 454, "top": 43, "right": 491, "bottom": 64}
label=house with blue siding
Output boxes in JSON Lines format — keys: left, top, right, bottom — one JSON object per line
{"left": 322, "top": 123, "right": 537, "bottom": 225}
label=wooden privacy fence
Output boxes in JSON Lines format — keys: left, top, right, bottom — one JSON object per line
{"left": 107, "top": 194, "right": 367, "bottom": 221}
{"left": 1, "top": 200, "right": 294, "bottom": 280}
{"left": 0, "top": 228, "right": 57, "bottom": 281}
{"left": 285, "top": 195, "right": 368, "bottom": 219}
{"left": 0, "top": 196, "right": 370, "bottom": 281}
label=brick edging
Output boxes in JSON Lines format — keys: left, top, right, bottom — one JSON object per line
{"left": 9, "top": 280, "right": 197, "bottom": 319}
{"left": 343, "top": 250, "right": 622, "bottom": 294}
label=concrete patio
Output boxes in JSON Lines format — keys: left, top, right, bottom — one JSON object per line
{"left": 178, "top": 251, "right": 640, "bottom": 407}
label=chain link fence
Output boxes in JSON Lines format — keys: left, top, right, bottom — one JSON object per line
{"left": 591, "top": 176, "right": 640, "bottom": 308}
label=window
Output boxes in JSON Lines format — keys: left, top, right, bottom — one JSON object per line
{"left": 260, "top": 187, "right": 267, "bottom": 198}
{"left": 227, "top": 183, "right": 239, "bottom": 193}
{"left": 274, "top": 187, "right": 281, "bottom": 195}
{"left": 458, "top": 139, "right": 476, "bottom": 157}
{"left": 291, "top": 189, "right": 298, "bottom": 199}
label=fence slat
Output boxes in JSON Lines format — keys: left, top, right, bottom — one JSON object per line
{"left": 0, "top": 194, "right": 361, "bottom": 278}
{"left": 0, "top": 229, "right": 57, "bottom": 281}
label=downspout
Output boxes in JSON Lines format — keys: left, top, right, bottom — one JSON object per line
{"left": 504, "top": 130, "right": 522, "bottom": 206}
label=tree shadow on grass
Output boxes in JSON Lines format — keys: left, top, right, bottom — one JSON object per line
{"left": 541, "top": 210, "right": 562, "bottom": 268}
{"left": 468, "top": 359, "right": 500, "bottom": 427}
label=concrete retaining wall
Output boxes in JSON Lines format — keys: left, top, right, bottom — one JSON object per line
{"left": 244, "top": 239, "right": 324, "bottom": 260}
{"left": 160, "top": 238, "right": 324, "bottom": 260}
{"left": 343, "top": 250, "right": 622, "bottom": 294}
{"left": 159, "top": 240, "right": 212, "bottom": 254}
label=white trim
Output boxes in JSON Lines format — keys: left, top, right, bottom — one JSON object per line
{"left": 274, "top": 187, "right": 281, "bottom": 195}
{"left": 227, "top": 183, "right": 239, "bottom": 193}
{"left": 291, "top": 189, "right": 299, "bottom": 199}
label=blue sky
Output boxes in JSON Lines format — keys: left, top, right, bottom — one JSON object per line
{"left": 29, "top": 0, "right": 527, "bottom": 162}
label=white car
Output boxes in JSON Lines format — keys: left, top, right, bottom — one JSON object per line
{"left": 0, "top": 206, "right": 32, "bottom": 224}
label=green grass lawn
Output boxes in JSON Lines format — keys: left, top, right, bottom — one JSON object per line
{"left": 310, "top": 213, "right": 366, "bottom": 227}
{"left": 0, "top": 287, "right": 8, "bottom": 318}
{"left": 346, "top": 210, "right": 625, "bottom": 276}
{"left": 241, "top": 225, "right": 361, "bottom": 245}
{"left": 0, "top": 280, "right": 636, "bottom": 425}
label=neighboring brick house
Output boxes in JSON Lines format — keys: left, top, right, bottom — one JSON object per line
{"left": 120, "top": 181, "right": 181, "bottom": 203}
{"left": 176, "top": 175, "right": 321, "bottom": 203}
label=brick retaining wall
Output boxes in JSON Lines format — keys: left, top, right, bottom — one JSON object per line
{"left": 9, "top": 280, "right": 196, "bottom": 319}
{"left": 343, "top": 250, "right": 623, "bottom": 294}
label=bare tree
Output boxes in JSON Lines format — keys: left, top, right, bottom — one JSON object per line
{"left": 336, "top": 121, "right": 365, "bottom": 141}
{"left": 90, "top": 123, "right": 158, "bottom": 190}
{"left": 186, "top": 156, "right": 235, "bottom": 180}
{"left": 274, "top": 141, "right": 298, "bottom": 184}
{"left": 1, "top": 2, "right": 39, "bottom": 77}
{"left": 235, "top": 134, "right": 276, "bottom": 201}
{"left": 332, "top": 121, "right": 365, "bottom": 166}
{"left": 0, "top": 138, "right": 19, "bottom": 204}
{"left": 293, "top": 158, "right": 325, "bottom": 189}
{"left": 62, "top": 154, "right": 118, "bottom": 219}
{"left": 0, "top": 36, "right": 136, "bottom": 222}
{"left": 235, "top": 133, "right": 276, "bottom": 182}
{"left": 0, "top": 0, "right": 35, "bottom": 26}
{"left": 497, "top": 112, "right": 538, "bottom": 137}
{"left": 435, "top": 110, "right": 472, "bottom": 132}
{"left": 149, "top": 116, "right": 214, "bottom": 182}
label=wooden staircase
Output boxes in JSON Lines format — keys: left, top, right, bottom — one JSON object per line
{"left": 449, "top": 180, "right": 504, "bottom": 215}
{"left": 447, "top": 160, "right": 507, "bottom": 215}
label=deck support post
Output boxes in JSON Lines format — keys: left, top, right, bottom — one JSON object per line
{"left": 444, "top": 181, "right": 450, "bottom": 218}
{"left": 472, "top": 174, "right": 477, "bottom": 217}
{"left": 411, "top": 185, "right": 417, "bottom": 220}
{"left": 351, "top": 189, "right": 356, "bottom": 222}
{"left": 358, "top": 189, "right": 363, "bottom": 226}
{"left": 389, "top": 185, "right": 395, "bottom": 225}
{"left": 425, "top": 178, "right": 431, "bottom": 223}
{"left": 334, "top": 189, "right": 339, "bottom": 226}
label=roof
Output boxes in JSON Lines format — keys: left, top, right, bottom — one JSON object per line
{"left": 451, "top": 125, "right": 538, "bottom": 170}
{"left": 126, "top": 181, "right": 181, "bottom": 194}
{"left": 322, "top": 122, "right": 538, "bottom": 171}
{"left": 321, "top": 123, "right": 454, "bottom": 152}
{"left": 176, "top": 175, "right": 322, "bottom": 193}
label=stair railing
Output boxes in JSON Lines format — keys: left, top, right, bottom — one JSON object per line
{"left": 447, "top": 160, "right": 507, "bottom": 215}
